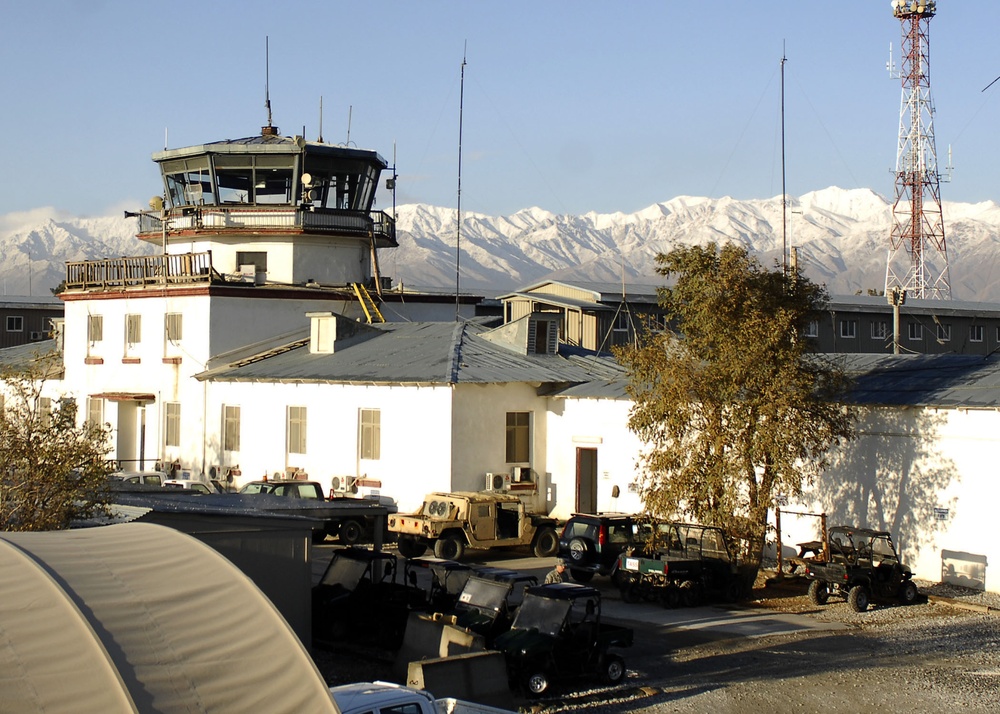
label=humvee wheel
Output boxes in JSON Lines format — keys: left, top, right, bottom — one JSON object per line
{"left": 807, "top": 580, "right": 830, "bottom": 605}
{"left": 848, "top": 585, "right": 870, "bottom": 612}
{"left": 526, "top": 671, "right": 550, "bottom": 697}
{"left": 434, "top": 534, "right": 465, "bottom": 561}
{"left": 533, "top": 528, "right": 559, "bottom": 557}
{"left": 603, "top": 654, "right": 626, "bottom": 684}
{"left": 899, "top": 580, "right": 918, "bottom": 605}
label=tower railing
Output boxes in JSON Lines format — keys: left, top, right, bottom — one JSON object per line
{"left": 134, "top": 206, "right": 396, "bottom": 246}
{"left": 65, "top": 252, "right": 216, "bottom": 291}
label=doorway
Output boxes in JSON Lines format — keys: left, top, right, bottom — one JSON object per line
{"left": 576, "top": 447, "right": 598, "bottom": 513}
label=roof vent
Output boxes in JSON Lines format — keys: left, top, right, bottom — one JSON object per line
{"left": 307, "top": 312, "right": 336, "bottom": 354}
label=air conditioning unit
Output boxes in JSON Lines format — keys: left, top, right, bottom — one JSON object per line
{"left": 29, "top": 332, "right": 44, "bottom": 340}
{"left": 485, "top": 472, "right": 511, "bottom": 492}
{"left": 331, "top": 475, "right": 359, "bottom": 494}
{"left": 511, "top": 466, "right": 531, "bottom": 483}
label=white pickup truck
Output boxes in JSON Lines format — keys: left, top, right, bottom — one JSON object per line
{"left": 329, "top": 682, "right": 514, "bottom": 714}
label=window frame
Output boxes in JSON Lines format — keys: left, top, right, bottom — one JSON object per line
{"left": 505, "top": 412, "right": 531, "bottom": 464}
{"left": 87, "top": 314, "right": 103, "bottom": 343}
{"left": 86, "top": 397, "right": 104, "bottom": 426}
{"left": 164, "top": 402, "right": 181, "bottom": 447}
{"left": 165, "top": 313, "right": 183, "bottom": 342}
{"left": 970, "top": 324, "right": 984, "bottom": 343}
{"left": 936, "top": 323, "right": 951, "bottom": 342}
{"left": 287, "top": 406, "right": 307, "bottom": 455}
{"left": 802, "top": 320, "right": 819, "bottom": 338}
{"left": 359, "top": 408, "right": 381, "bottom": 460}
{"left": 223, "top": 405, "right": 241, "bottom": 452}
{"left": 126, "top": 314, "right": 142, "bottom": 346}
{"left": 908, "top": 322, "right": 922, "bottom": 341}
{"left": 871, "top": 321, "right": 888, "bottom": 340}
{"left": 839, "top": 319, "right": 857, "bottom": 339}
{"left": 6, "top": 316, "right": 23, "bottom": 332}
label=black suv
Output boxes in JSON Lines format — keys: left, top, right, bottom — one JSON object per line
{"left": 557, "top": 513, "right": 638, "bottom": 585}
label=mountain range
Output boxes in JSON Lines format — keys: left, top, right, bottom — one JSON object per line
{"left": 4, "top": 187, "right": 1000, "bottom": 301}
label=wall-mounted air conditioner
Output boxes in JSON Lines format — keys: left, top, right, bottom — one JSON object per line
{"left": 331, "top": 475, "right": 359, "bottom": 494}
{"left": 485, "top": 472, "right": 511, "bottom": 492}
{"left": 29, "top": 332, "right": 44, "bottom": 340}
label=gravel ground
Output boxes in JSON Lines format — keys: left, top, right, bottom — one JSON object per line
{"left": 313, "top": 574, "right": 1000, "bottom": 713}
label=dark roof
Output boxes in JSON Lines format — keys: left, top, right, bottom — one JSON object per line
{"left": 197, "top": 320, "right": 624, "bottom": 387}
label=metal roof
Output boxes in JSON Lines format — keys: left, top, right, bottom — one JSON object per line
{"left": 198, "top": 320, "right": 624, "bottom": 387}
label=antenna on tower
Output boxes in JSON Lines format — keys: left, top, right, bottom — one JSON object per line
{"left": 455, "top": 42, "right": 467, "bottom": 321}
{"left": 318, "top": 96, "right": 324, "bottom": 143}
{"left": 346, "top": 105, "right": 353, "bottom": 146}
{"left": 262, "top": 37, "right": 278, "bottom": 136}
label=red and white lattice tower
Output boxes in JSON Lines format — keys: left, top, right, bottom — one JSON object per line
{"left": 886, "top": 0, "right": 951, "bottom": 300}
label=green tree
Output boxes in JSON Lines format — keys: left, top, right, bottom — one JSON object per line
{"left": 0, "top": 352, "right": 113, "bottom": 530}
{"left": 616, "top": 243, "right": 856, "bottom": 567}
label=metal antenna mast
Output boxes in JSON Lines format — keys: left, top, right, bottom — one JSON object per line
{"left": 780, "top": 47, "right": 788, "bottom": 277}
{"left": 886, "top": 0, "right": 950, "bottom": 300}
{"left": 455, "top": 44, "right": 467, "bottom": 321}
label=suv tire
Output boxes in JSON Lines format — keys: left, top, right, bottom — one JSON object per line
{"left": 567, "top": 536, "right": 594, "bottom": 564}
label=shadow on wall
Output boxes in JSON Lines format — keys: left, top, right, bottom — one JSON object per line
{"left": 810, "top": 406, "right": 959, "bottom": 566}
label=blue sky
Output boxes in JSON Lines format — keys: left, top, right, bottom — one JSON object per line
{"left": 3, "top": 1, "right": 1000, "bottom": 218}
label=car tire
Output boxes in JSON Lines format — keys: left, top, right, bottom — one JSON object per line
{"left": 434, "top": 534, "right": 465, "bottom": 561}
{"left": 679, "top": 580, "right": 700, "bottom": 607}
{"left": 397, "top": 536, "right": 427, "bottom": 559}
{"left": 570, "top": 568, "right": 595, "bottom": 583}
{"left": 603, "top": 654, "right": 626, "bottom": 685}
{"left": 533, "top": 528, "right": 559, "bottom": 557}
{"left": 807, "top": 580, "right": 830, "bottom": 606}
{"left": 898, "top": 580, "right": 918, "bottom": 605}
{"left": 848, "top": 585, "right": 870, "bottom": 612}
{"left": 568, "top": 537, "right": 594, "bottom": 564}
{"left": 662, "top": 586, "right": 681, "bottom": 609}
{"left": 526, "top": 672, "right": 550, "bottom": 697}
{"left": 339, "top": 519, "right": 364, "bottom": 545}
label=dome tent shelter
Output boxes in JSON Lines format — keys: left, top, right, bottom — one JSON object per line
{"left": 0, "top": 522, "right": 338, "bottom": 713}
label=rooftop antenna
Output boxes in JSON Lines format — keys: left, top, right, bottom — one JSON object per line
{"left": 346, "top": 105, "right": 352, "bottom": 146}
{"left": 780, "top": 44, "right": 788, "bottom": 277}
{"left": 262, "top": 37, "right": 278, "bottom": 136}
{"left": 455, "top": 43, "right": 467, "bottom": 321}
{"left": 318, "top": 96, "right": 324, "bottom": 143}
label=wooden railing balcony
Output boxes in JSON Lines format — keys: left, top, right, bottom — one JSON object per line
{"left": 65, "top": 252, "right": 217, "bottom": 291}
{"left": 135, "top": 206, "right": 397, "bottom": 247}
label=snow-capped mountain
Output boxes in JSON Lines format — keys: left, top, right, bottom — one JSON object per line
{"left": 4, "top": 188, "right": 1000, "bottom": 301}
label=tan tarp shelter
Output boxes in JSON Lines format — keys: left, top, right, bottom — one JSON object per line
{"left": 0, "top": 522, "right": 339, "bottom": 713}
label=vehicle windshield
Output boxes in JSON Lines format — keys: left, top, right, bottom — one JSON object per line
{"left": 871, "top": 535, "right": 899, "bottom": 564}
{"left": 319, "top": 556, "right": 370, "bottom": 590}
{"left": 456, "top": 578, "right": 510, "bottom": 614}
{"left": 510, "top": 595, "right": 571, "bottom": 637}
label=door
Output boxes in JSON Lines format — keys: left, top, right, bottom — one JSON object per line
{"left": 575, "top": 448, "right": 598, "bottom": 514}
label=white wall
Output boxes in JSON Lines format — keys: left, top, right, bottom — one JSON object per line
{"left": 205, "top": 380, "right": 455, "bottom": 513}
{"left": 546, "top": 396, "right": 644, "bottom": 519}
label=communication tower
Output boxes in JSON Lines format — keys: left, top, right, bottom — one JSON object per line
{"left": 886, "top": 0, "right": 951, "bottom": 300}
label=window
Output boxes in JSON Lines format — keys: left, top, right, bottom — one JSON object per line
{"left": 164, "top": 403, "right": 181, "bottom": 447}
{"left": 223, "top": 405, "right": 241, "bottom": 452}
{"left": 126, "top": 314, "right": 142, "bottom": 345}
{"left": 802, "top": 320, "right": 818, "bottom": 338}
{"left": 971, "top": 325, "right": 984, "bottom": 343}
{"left": 165, "top": 313, "right": 183, "bottom": 342}
{"left": 38, "top": 397, "right": 52, "bottom": 427}
{"left": 839, "top": 320, "right": 857, "bottom": 339}
{"left": 908, "top": 322, "right": 922, "bottom": 341}
{"left": 936, "top": 323, "right": 951, "bottom": 342}
{"left": 88, "top": 315, "right": 103, "bottom": 343}
{"left": 6, "top": 316, "right": 23, "bottom": 332}
{"left": 360, "top": 408, "right": 381, "bottom": 460}
{"left": 871, "top": 321, "right": 888, "bottom": 340}
{"left": 505, "top": 412, "right": 530, "bottom": 463}
{"left": 288, "top": 406, "right": 307, "bottom": 454}
{"left": 236, "top": 251, "right": 268, "bottom": 273}
{"left": 86, "top": 397, "right": 104, "bottom": 426}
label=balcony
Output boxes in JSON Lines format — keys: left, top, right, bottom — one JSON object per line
{"left": 65, "top": 252, "right": 217, "bottom": 291}
{"left": 134, "top": 206, "right": 397, "bottom": 247}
